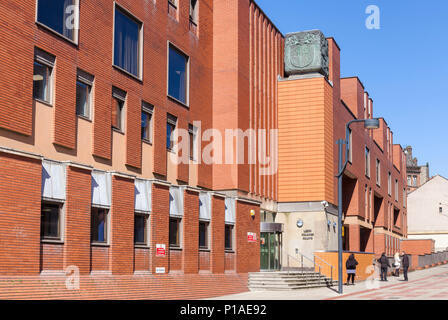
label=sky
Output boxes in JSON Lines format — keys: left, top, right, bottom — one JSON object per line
{"left": 256, "top": 0, "right": 448, "bottom": 177}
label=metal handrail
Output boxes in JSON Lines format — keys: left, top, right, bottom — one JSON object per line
{"left": 286, "top": 250, "right": 335, "bottom": 284}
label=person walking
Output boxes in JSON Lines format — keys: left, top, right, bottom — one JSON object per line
{"left": 402, "top": 251, "right": 409, "bottom": 281}
{"left": 377, "top": 252, "right": 390, "bottom": 281}
{"left": 345, "top": 254, "right": 358, "bottom": 285}
{"left": 393, "top": 252, "right": 401, "bottom": 277}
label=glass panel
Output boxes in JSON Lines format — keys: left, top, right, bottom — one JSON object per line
{"left": 199, "top": 222, "right": 207, "bottom": 248}
{"left": 112, "top": 99, "right": 123, "bottom": 130}
{"left": 114, "top": 8, "right": 140, "bottom": 76}
{"left": 134, "top": 214, "right": 146, "bottom": 244}
{"left": 76, "top": 81, "right": 89, "bottom": 117}
{"left": 225, "top": 225, "right": 232, "bottom": 250}
{"left": 37, "top": 0, "right": 74, "bottom": 39}
{"left": 141, "top": 112, "right": 151, "bottom": 140}
{"left": 41, "top": 203, "right": 60, "bottom": 239}
{"left": 166, "top": 123, "right": 174, "bottom": 150}
{"left": 92, "top": 208, "right": 107, "bottom": 243}
{"left": 260, "top": 232, "right": 269, "bottom": 270}
{"left": 169, "top": 218, "right": 179, "bottom": 246}
{"left": 168, "top": 46, "right": 187, "bottom": 103}
{"left": 33, "top": 62, "right": 49, "bottom": 102}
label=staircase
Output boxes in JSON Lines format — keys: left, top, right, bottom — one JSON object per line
{"left": 248, "top": 271, "right": 338, "bottom": 291}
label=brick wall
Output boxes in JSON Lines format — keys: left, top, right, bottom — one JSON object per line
{"left": 235, "top": 200, "right": 260, "bottom": 273}
{"left": 211, "top": 195, "right": 225, "bottom": 273}
{"left": 151, "top": 183, "right": 169, "bottom": 273}
{"left": 401, "top": 239, "right": 435, "bottom": 255}
{"left": 183, "top": 189, "right": 199, "bottom": 274}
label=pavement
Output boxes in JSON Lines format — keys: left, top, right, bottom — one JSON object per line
{"left": 207, "top": 264, "right": 448, "bottom": 300}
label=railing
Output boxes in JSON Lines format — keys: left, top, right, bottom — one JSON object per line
{"left": 285, "top": 250, "right": 335, "bottom": 284}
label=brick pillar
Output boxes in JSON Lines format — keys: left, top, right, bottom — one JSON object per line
{"left": 110, "top": 175, "right": 135, "bottom": 275}
{"left": 93, "top": 81, "right": 112, "bottom": 159}
{"left": 151, "top": 183, "right": 170, "bottom": 273}
{"left": 366, "top": 228, "right": 375, "bottom": 254}
{"left": 126, "top": 92, "right": 142, "bottom": 169}
{"left": 177, "top": 118, "right": 189, "bottom": 183}
{"left": 0, "top": 152, "right": 41, "bottom": 275}
{"left": 153, "top": 110, "right": 167, "bottom": 177}
{"left": 235, "top": 200, "right": 260, "bottom": 273}
{"left": 348, "top": 224, "right": 360, "bottom": 252}
{"left": 183, "top": 188, "right": 199, "bottom": 274}
{"left": 64, "top": 165, "right": 92, "bottom": 275}
{"left": 211, "top": 195, "right": 225, "bottom": 273}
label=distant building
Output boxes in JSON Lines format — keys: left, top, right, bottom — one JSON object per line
{"left": 405, "top": 146, "right": 430, "bottom": 192}
{"left": 407, "top": 175, "right": 448, "bottom": 252}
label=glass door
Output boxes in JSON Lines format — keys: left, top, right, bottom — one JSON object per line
{"left": 260, "top": 232, "right": 282, "bottom": 271}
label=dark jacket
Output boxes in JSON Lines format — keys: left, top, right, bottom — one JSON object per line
{"left": 346, "top": 255, "right": 359, "bottom": 270}
{"left": 402, "top": 254, "right": 409, "bottom": 267}
{"left": 378, "top": 254, "right": 391, "bottom": 268}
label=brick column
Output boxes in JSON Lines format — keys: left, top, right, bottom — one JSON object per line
{"left": 235, "top": 200, "right": 260, "bottom": 273}
{"left": 177, "top": 119, "right": 189, "bottom": 184}
{"left": 126, "top": 92, "right": 142, "bottom": 169}
{"left": 110, "top": 174, "right": 135, "bottom": 275}
{"left": 64, "top": 165, "right": 92, "bottom": 275}
{"left": 183, "top": 188, "right": 199, "bottom": 274}
{"left": 93, "top": 80, "right": 112, "bottom": 159}
{"left": 151, "top": 182, "right": 170, "bottom": 273}
{"left": 153, "top": 110, "right": 167, "bottom": 177}
{"left": 0, "top": 152, "right": 41, "bottom": 275}
{"left": 348, "top": 224, "right": 361, "bottom": 252}
{"left": 211, "top": 194, "right": 225, "bottom": 273}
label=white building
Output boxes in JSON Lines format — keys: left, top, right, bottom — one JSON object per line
{"left": 407, "top": 175, "right": 448, "bottom": 251}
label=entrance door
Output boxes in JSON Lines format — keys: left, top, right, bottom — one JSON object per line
{"left": 260, "top": 232, "right": 282, "bottom": 271}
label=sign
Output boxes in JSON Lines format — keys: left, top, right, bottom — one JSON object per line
{"left": 261, "top": 238, "right": 265, "bottom": 245}
{"left": 156, "top": 244, "right": 166, "bottom": 257}
{"left": 155, "top": 267, "right": 165, "bottom": 274}
{"left": 302, "top": 229, "right": 314, "bottom": 240}
{"left": 247, "top": 232, "right": 257, "bottom": 242}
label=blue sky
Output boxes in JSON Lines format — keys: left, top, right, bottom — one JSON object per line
{"left": 256, "top": 0, "right": 448, "bottom": 177}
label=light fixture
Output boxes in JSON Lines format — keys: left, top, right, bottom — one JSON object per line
{"left": 364, "top": 118, "right": 380, "bottom": 130}
{"left": 33, "top": 74, "right": 43, "bottom": 81}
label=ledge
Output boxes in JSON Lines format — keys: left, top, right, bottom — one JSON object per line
{"left": 0, "top": 146, "right": 43, "bottom": 161}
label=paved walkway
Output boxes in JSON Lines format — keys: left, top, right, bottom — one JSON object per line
{"left": 207, "top": 264, "right": 448, "bottom": 300}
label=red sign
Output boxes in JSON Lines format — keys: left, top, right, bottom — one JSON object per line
{"left": 247, "top": 232, "right": 257, "bottom": 242}
{"left": 156, "top": 244, "right": 166, "bottom": 257}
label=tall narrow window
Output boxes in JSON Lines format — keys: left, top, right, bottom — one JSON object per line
{"left": 376, "top": 159, "right": 381, "bottom": 185}
{"left": 134, "top": 213, "right": 149, "bottom": 246}
{"left": 114, "top": 5, "right": 142, "bottom": 78}
{"left": 169, "top": 217, "right": 181, "bottom": 247}
{"left": 199, "top": 221, "right": 209, "bottom": 249}
{"left": 167, "top": 114, "right": 177, "bottom": 151}
{"left": 225, "top": 224, "right": 233, "bottom": 250}
{"left": 141, "top": 102, "right": 153, "bottom": 143}
{"left": 112, "top": 87, "right": 126, "bottom": 132}
{"left": 388, "top": 172, "right": 392, "bottom": 195}
{"left": 190, "top": 0, "right": 199, "bottom": 25}
{"left": 41, "top": 202, "right": 62, "bottom": 240}
{"left": 33, "top": 48, "right": 55, "bottom": 104}
{"left": 168, "top": 44, "right": 189, "bottom": 105}
{"left": 91, "top": 207, "right": 108, "bottom": 243}
{"left": 365, "top": 147, "right": 370, "bottom": 178}
{"left": 37, "top": 0, "right": 78, "bottom": 42}
{"left": 189, "top": 124, "right": 197, "bottom": 161}
{"left": 76, "top": 70, "right": 94, "bottom": 119}
{"left": 395, "top": 179, "right": 399, "bottom": 202}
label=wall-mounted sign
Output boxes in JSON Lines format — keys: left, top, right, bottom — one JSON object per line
{"left": 155, "top": 267, "right": 165, "bottom": 274}
{"left": 302, "top": 229, "right": 314, "bottom": 240}
{"left": 156, "top": 244, "right": 166, "bottom": 257}
{"left": 261, "top": 237, "right": 265, "bottom": 245}
{"left": 247, "top": 232, "right": 257, "bottom": 242}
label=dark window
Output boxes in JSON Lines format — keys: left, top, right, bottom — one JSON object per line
{"left": 190, "top": 0, "right": 198, "bottom": 24}
{"left": 169, "top": 218, "right": 181, "bottom": 247}
{"left": 440, "top": 207, "right": 443, "bottom": 214}
{"left": 91, "top": 207, "right": 108, "bottom": 243}
{"left": 114, "top": 7, "right": 141, "bottom": 77}
{"left": 134, "top": 213, "right": 148, "bottom": 245}
{"left": 167, "top": 114, "right": 177, "bottom": 150}
{"left": 37, "top": 0, "right": 76, "bottom": 40}
{"left": 33, "top": 61, "right": 53, "bottom": 103}
{"left": 189, "top": 124, "right": 195, "bottom": 160}
{"left": 168, "top": 45, "right": 188, "bottom": 104}
{"left": 141, "top": 102, "right": 153, "bottom": 142}
{"left": 41, "top": 203, "right": 61, "bottom": 240}
{"left": 199, "top": 221, "right": 208, "bottom": 249}
{"left": 225, "top": 224, "right": 233, "bottom": 250}
{"left": 76, "top": 81, "right": 91, "bottom": 118}
{"left": 112, "top": 88, "right": 126, "bottom": 131}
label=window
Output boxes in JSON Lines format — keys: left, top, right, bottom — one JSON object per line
{"left": 388, "top": 172, "right": 392, "bottom": 195}
{"left": 403, "top": 189, "right": 406, "bottom": 208}
{"left": 36, "top": 0, "right": 78, "bottom": 42}
{"left": 199, "top": 221, "right": 209, "bottom": 249}
{"left": 134, "top": 213, "right": 149, "bottom": 246}
{"left": 413, "top": 175, "right": 417, "bottom": 187}
{"left": 225, "top": 224, "right": 233, "bottom": 250}
{"left": 166, "top": 114, "right": 177, "bottom": 151}
{"left": 112, "top": 87, "right": 126, "bottom": 132}
{"left": 376, "top": 159, "right": 381, "bottom": 185}
{"left": 76, "top": 70, "right": 93, "bottom": 119}
{"left": 141, "top": 102, "right": 153, "bottom": 143}
{"left": 33, "top": 48, "right": 55, "bottom": 104}
{"left": 395, "top": 179, "right": 399, "bottom": 202}
{"left": 168, "top": 44, "right": 189, "bottom": 105}
{"left": 189, "top": 124, "right": 197, "bottom": 161}
{"left": 365, "top": 147, "right": 370, "bottom": 178}
{"left": 190, "top": 0, "right": 199, "bottom": 25}
{"left": 113, "top": 5, "right": 142, "bottom": 78}
{"left": 41, "top": 202, "right": 62, "bottom": 240}
{"left": 91, "top": 207, "right": 108, "bottom": 243}
{"left": 169, "top": 217, "right": 182, "bottom": 247}
{"left": 407, "top": 176, "right": 412, "bottom": 186}
{"left": 440, "top": 207, "right": 443, "bottom": 214}
{"left": 348, "top": 129, "right": 352, "bottom": 163}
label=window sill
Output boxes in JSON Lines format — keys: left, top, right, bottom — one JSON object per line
{"left": 169, "top": 246, "right": 183, "bottom": 251}
{"left": 225, "top": 249, "right": 235, "bottom": 254}
{"left": 199, "top": 248, "right": 210, "bottom": 252}
{"left": 41, "top": 239, "right": 64, "bottom": 245}
{"left": 167, "top": 95, "right": 189, "bottom": 109}
{"left": 35, "top": 21, "right": 78, "bottom": 47}
{"left": 142, "top": 139, "right": 152, "bottom": 146}
{"left": 112, "top": 127, "right": 125, "bottom": 135}
{"left": 91, "top": 242, "right": 110, "bottom": 247}
{"left": 112, "top": 64, "right": 143, "bottom": 83}
{"left": 134, "top": 244, "right": 150, "bottom": 249}
{"left": 34, "top": 98, "right": 53, "bottom": 108}
{"left": 77, "top": 114, "right": 92, "bottom": 122}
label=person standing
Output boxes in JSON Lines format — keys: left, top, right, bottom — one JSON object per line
{"left": 402, "top": 251, "right": 409, "bottom": 281}
{"left": 345, "top": 254, "right": 359, "bottom": 285}
{"left": 377, "top": 252, "right": 390, "bottom": 281}
{"left": 393, "top": 252, "right": 401, "bottom": 277}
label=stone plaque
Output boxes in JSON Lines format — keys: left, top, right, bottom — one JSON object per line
{"left": 284, "top": 30, "right": 329, "bottom": 78}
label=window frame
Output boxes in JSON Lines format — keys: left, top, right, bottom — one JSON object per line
{"left": 365, "top": 147, "right": 370, "bottom": 178}
{"left": 91, "top": 206, "right": 110, "bottom": 245}
{"left": 112, "top": 3, "right": 144, "bottom": 80}
{"left": 395, "top": 179, "right": 399, "bottom": 202}
{"left": 388, "top": 172, "right": 392, "bottom": 196}
{"left": 166, "top": 114, "right": 177, "bottom": 151}
{"left": 189, "top": 0, "right": 199, "bottom": 26}
{"left": 167, "top": 42, "right": 190, "bottom": 107}
{"left": 169, "top": 217, "right": 182, "bottom": 248}
{"left": 41, "top": 201, "right": 64, "bottom": 242}
{"left": 141, "top": 101, "right": 154, "bottom": 144}
{"left": 76, "top": 69, "right": 94, "bottom": 120}
{"left": 225, "top": 224, "right": 234, "bottom": 251}
{"left": 112, "top": 87, "right": 126, "bottom": 133}
{"left": 199, "top": 220, "right": 210, "bottom": 250}
{"left": 33, "top": 48, "right": 55, "bottom": 105}
{"left": 134, "top": 212, "right": 150, "bottom": 247}
{"left": 35, "top": 0, "right": 80, "bottom": 45}
{"left": 376, "top": 159, "right": 381, "bottom": 186}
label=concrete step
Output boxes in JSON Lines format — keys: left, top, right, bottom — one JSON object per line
{"left": 248, "top": 281, "right": 338, "bottom": 291}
